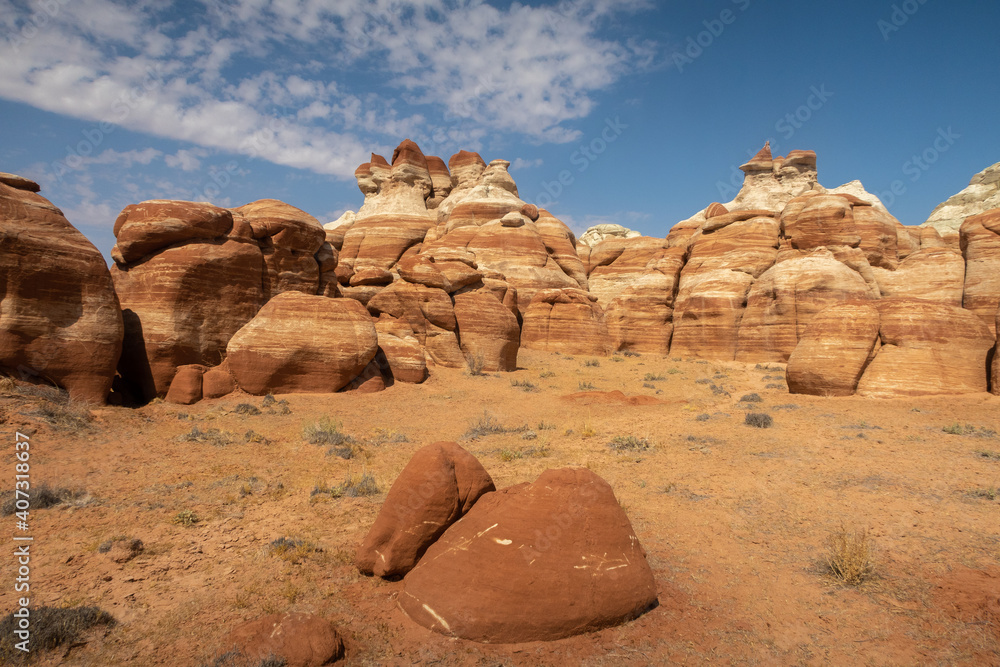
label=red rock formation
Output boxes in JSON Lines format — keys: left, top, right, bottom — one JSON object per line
{"left": 374, "top": 319, "right": 427, "bottom": 383}
{"left": 425, "top": 155, "right": 452, "bottom": 209}
{"left": 0, "top": 177, "right": 123, "bottom": 403}
{"left": 780, "top": 193, "right": 862, "bottom": 250}
{"left": 587, "top": 236, "right": 667, "bottom": 306}
{"left": 357, "top": 442, "right": 494, "bottom": 578}
{"left": 961, "top": 208, "right": 1000, "bottom": 334}
{"left": 164, "top": 364, "right": 206, "bottom": 405}
{"left": 993, "top": 306, "right": 1000, "bottom": 395}
{"left": 227, "top": 293, "right": 377, "bottom": 394}
{"left": 855, "top": 298, "right": 994, "bottom": 398}
{"left": 852, "top": 206, "right": 900, "bottom": 269}
{"left": 785, "top": 302, "right": 880, "bottom": 396}
{"left": 669, "top": 269, "right": 754, "bottom": 359}
{"left": 112, "top": 200, "right": 233, "bottom": 264}
{"left": 705, "top": 202, "right": 728, "bottom": 218}
{"left": 735, "top": 251, "right": 874, "bottom": 363}
{"left": 453, "top": 292, "right": 520, "bottom": 372}
{"left": 399, "top": 467, "right": 657, "bottom": 643}
{"left": 871, "top": 248, "right": 965, "bottom": 308}
{"left": 233, "top": 199, "right": 326, "bottom": 298}
{"left": 202, "top": 362, "right": 236, "bottom": 399}
{"left": 605, "top": 247, "right": 686, "bottom": 354}
{"left": 367, "top": 281, "right": 464, "bottom": 367}
{"left": 521, "top": 288, "right": 611, "bottom": 356}
{"left": 222, "top": 612, "right": 344, "bottom": 667}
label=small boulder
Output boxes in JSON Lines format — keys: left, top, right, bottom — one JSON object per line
{"left": 357, "top": 442, "right": 494, "bottom": 578}
{"left": 222, "top": 612, "right": 344, "bottom": 667}
{"left": 164, "top": 364, "right": 207, "bottom": 405}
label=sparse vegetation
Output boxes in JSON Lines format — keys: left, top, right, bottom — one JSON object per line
{"left": 642, "top": 382, "right": 656, "bottom": 389}
{"left": 262, "top": 394, "right": 291, "bottom": 415}
{"left": 745, "top": 412, "right": 773, "bottom": 428}
{"left": 608, "top": 435, "right": 651, "bottom": 452}
{"left": 695, "top": 378, "right": 711, "bottom": 385}
{"left": 29, "top": 400, "right": 94, "bottom": 432}
{"left": 582, "top": 359, "right": 601, "bottom": 367}
{"left": 622, "top": 350, "right": 640, "bottom": 357}
{"left": 667, "top": 368, "right": 681, "bottom": 374}
{"left": 1, "top": 483, "right": 89, "bottom": 516}
{"left": 172, "top": 509, "right": 200, "bottom": 527}
{"left": 233, "top": 403, "right": 261, "bottom": 415}
{"left": 178, "top": 426, "right": 236, "bottom": 447}
{"left": 0, "top": 606, "right": 116, "bottom": 661}
{"left": 975, "top": 449, "right": 1000, "bottom": 461}
{"left": 943, "top": 423, "right": 997, "bottom": 438}
{"left": 826, "top": 524, "right": 875, "bottom": 586}
{"left": 463, "top": 412, "right": 530, "bottom": 439}
{"left": 312, "top": 474, "right": 380, "bottom": 499}
{"left": 765, "top": 383, "right": 786, "bottom": 389}
{"left": 578, "top": 381, "right": 596, "bottom": 390}
{"left": 695, "top": 413, "right": 710, "bottom": 422}
{"left": 510, "top": 379, "right": 539, "bottom": 392}
{"left": 303, "top": 417, "right": 356, "bottom": 451}
{"left": 539, "top": 370, "right": 556, "bottom": 378}
{"left": 243, "top": 430, "right": 271, "bottom": 445}
{"left": 611, "top": 355, "right": 624, "bottom": 362}
{"left": 465, "top": 352, "right": 486, "bottom": 376}
{"left": 202, "top": 650, "right": 288, "bottom": 667}
{"left": 739, "top": 393, "right": 762, "bottom": 403}
{"left": 643, "top": 373, "right": 666, "bottom": 381}
{"left": 710, "top": 384, "right": 730, "bottom": 397}
{"left": 968, "top": 486, "right": 998, "bottom": 501}
{"left": 536, "top": 420, "right": 557, "bottom": 430}
{"left": 267, "top": 536, "right": 321, "bottom": 563}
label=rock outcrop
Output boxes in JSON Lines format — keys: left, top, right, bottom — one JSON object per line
{"left": 222, "top": 612, "right": 344, "bottom": 667}
{"left": 521, "top": 288, "right": 611, "bottom": 356}
{"left": 578, "top": 223, "right": 640, "bottom": 247}
{"left": 0, "top": 175, "right": 123, "bottom": 403}
{"left": 960, "top": 208, "right": 1000, "bottom": 334}
{"left": 922, "top": 161, "right": 1000, "bottom": 246}
{"left": 227, "top": 293, "right": 378, "bottom": 394}
{"left": 786, "top": 302, "right": 880, "bottom": 396}
{"left": 399, "top": 467, "right": 658, "bottom": 643}
{"left": 357, "top": 442, "right": 495, "bottom": 578}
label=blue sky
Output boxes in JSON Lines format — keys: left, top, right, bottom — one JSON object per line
{"left": 1, "top": 0, "right": 997, "bottom": 261}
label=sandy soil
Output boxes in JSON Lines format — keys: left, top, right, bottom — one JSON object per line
{"left": 2, "top": 349, "right": 999, "bottom": 666}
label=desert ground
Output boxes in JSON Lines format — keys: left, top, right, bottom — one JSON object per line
{"left": 2, "top": 349, "right": 999, "bottom": 666}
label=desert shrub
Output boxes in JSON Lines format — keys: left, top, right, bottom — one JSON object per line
{"left": 262, "top": 394, "right": 291, "bottom": 415}
{"left": 740, "top": 393, "right": 762, "bottom": 403}
{"left": 969, "top": 486, "right": 998, "bottom": 501}
{"left": 1, "top": 483, "right": 87, "bottom": 516}
{"left": 667, "top": 368, "right": 681, "bottom": 374}
{"left": 942, "top": 423, "right": 965, "bottom": 435}
{"left": 233, "top": 403, "right": 261, "bottom": 416}
{"left": 582, "top": 359, "right": 601, "bottom": 367}
{"left": 30, "top": 401, "right": 93, "bottom": 432}
{"left": 773, "top": 404, "right": 799, "bottom": 411}
{"left": 334, "top": 474, "right": 380, "bottom": 498}
{"left": 178, "top": 426, "right": 236, "bottom": 447}
{"left": 203, "top": 650, "right": 288, "bottom": 667}
{"left": 463, "top": 412, "right": 529, "bottom": 439}
{"left": 465, "top": 353, "right": 486, "bottom": 377}
{"left": 365, "top": 428, "right": 409, "bottom": 445}
{"left": 826, "top": 524, "right": 875, "bottom": 585}
{"left": 608, "top": 435, "right": 651, "bottom": 452}
{"left": 622, "top": 350, "right": 640, "bottom": 357}
{"left": 539, "top": 370, "right": 556, "bottom": 378}
{"left": 98, "top": 536, "right": 143, "bottom": 554}
{"left": 172, "top": 510, "right": 199, "bottom": 527}
{"left": 975, "top": 449, "right": 1000, "bottom": 461}
{"left": 303, "top": 417, "right": 355, "bottom": 447}
{"left": 497, "top": 448, "right": 522, "bottom": 462}
{"left": 611, "top": 355, "right": 624, "bottom": 362}
{"left": 765, "top": 383, "right": 786, "bottom": 389}
{"left": 642, "top": 382, "right": 656, "bottom": 389}
{"left": 0, "top": 376, "right": 16, "bottom": 393}
{"left": 745, "top": 412, "right": 773, "bottom": 428}
{"left": 643, "top": 373, "right": 666, "bottom": 381}
{"left": 266, "top": 537, "right": 321, "bottom": 563}
{"left": 536, "top": 420, "right": 556, "bottom": 431}
{"left": 521, "top": 431, "right": 537, "bottom": 440}
{"left": 0, "top": 606, "right": 116, "bottom": 661}
{"left": 943, "top": 423, "right": 997, "bottom": 438}
{"left": 695, "top": 413, "right": 710, "bottom": 422}
{"left": 243, "top": 430, "right": 271, "bottom": 445}
{"left": 578, "top": 381, "right": 596, "bottom": 391}
{"left": 695, "top": 378, "right": 711, "bottom": 385}
{"left": 510, "top": 379, "right": 539, "bottom": 392}
{"left": 710, "top": 384, "right": 730, "bottom": 397}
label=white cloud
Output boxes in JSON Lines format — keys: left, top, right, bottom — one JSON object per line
{"left": 0, "top": 0, "right": 656, "bottom": 178}
{"left": 165, "top": 148, "right": 208, "bottom": 171}
{"left": 511, "top": 157, "right": 544, "bottom": 171}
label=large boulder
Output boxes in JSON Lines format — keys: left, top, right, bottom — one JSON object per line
{"left": 357, "top": 442, "right": 495, "bottom": 578}
{"left": 227, "top": 293, "right": 377, "bottom": 394}
{"left": 855, "top": 298, "right": 995, "bottom": 398}
{"left": 786, "top": 302, "right": 880, "bottom": 396}
{"left": 0, "top": 176, "right": 123, "bottom": 403}
{"left": 367, "top": 281, "right": 464, "bottom": 368}
{"left": 399, "top": 467, "right": 658, "bottom": 643}
{"left": 961, "top": 208, "right": 1000, "bottom": 335}
{"left": 521, "top": 288, "right": 611, "bottom": 356}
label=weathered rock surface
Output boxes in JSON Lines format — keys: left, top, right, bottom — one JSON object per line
{"left": 960, "top": 208, "right": 1000, "bottom": 334}
{"left": 234, "top": 199, "right": 326, "bottom": 299}
{"left": 112, "top": 200, "right": 233, "bottom": 265}
{"left": 786, "top": 302, "right": 880, "bottom": 396}
{"left": 227, "top": 293, "right": 377, "bottom": 394}
{"left": 670, "top": 269, "right": 754, "bottom": 360}
{"left": 855, "top": 299, "right": 995, "bottom": 398}
{"left": 605, "top": 247, "right": 686, "bottom": 354}
{"left": 222, "top": 612, "right": 344, "bottom": 667}
{"left": 374, "top": 319, "right": 427, "bottom": 383}
{"left": 357, "top": 442, "right": 495, "bottom": 578}
{"left": 735, "top": 251, "right": 874, "bottom": 363}
{"left": 993, "top": 306, "right": 1000, "bottom": 395}
{"left": 871, "top": 248, "right": 965, "bottom": 308}
{"left": 452, "top": 292, "right": 520, "bottom": 372}
{"left": 922, "top": 161, "right": 1000, "bottom": 246}
{"left": 399, "top": 467, "right": 658, "bottom": 643}
{"left": 0, "top": 178, "right": 123, "bottom": 403}
{"left": 521, "top": 288, "right": 610, "bottom": 356}
{"left": 367, "top": 281, "right": 464, "bottom": 367}
{"left": 586, "top": 236, "right": 667, "bottom": 306}
{"left": 164, "top": 364, "right": 206, "bottom": 405}
{"left": 202, "top": 361, "right": 236, "bottom": 399}
{"left": 578, "top": 223, "right": 640, "bottom": 247}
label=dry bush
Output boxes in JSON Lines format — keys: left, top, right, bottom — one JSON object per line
{"left": 826, "top": 524, "right": 875, "bottom": 585}
{"left": 465, "top": 352, "right": 486, "bottom": 377}
{"left": 609, "top": 435, "right": 651, "bottom": 452}
{"left": 0, "top": 606, "right": 115, "bottom": 662}
{"left": 1, "top": 483, "right": 89, "bottom": 516}
{"left": 178, "top": 426, "right": 236, "bottom": 447}
{"left": 463, "top": 412, "right": 529, "bottom": 440}
{"left": 745, "top": 412, "right": 773, "bottom": 428}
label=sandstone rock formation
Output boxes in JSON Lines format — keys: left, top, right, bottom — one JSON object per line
{"left": 871, "top": 248, "right": 964, "bottom": 307}
{"left": 960, "top": 208, "right": 1000, "bottom": 334}
{"left": 0, "top": 175, "right": 123, "bottom": 403}
{"left": 922, "top": 161, "right": 1000, "bottom": 246}
{"left": 227, "top": 293, "right": 378, "bottom": 395}
{"left": 357, "top": 442, "right": 495, "bottom": 578}
{"left": 164, "top": 364, "right": 206, "bottom": 405}
{"left": 399, "top": 467, "right": 658, "bottom": 643}
{"left": 452, "top": 292, "right": 520, "bottom": 372}
{"left": 578, "top": 223, "right": 641, "bottom": 247}
{"left": 605, "top": 247, "right": 686, "bottom": 354}
{"left": 222, "top": 612, "right": 344, "bottom": 667}
{"left": 788, "top": 298, "right": 995, "bottom": 398}
{"left": 521, "top": 288, "right": 611, "bottom": 356}
{"left": 586, "top": 236, "right": 666, "bottom": 306}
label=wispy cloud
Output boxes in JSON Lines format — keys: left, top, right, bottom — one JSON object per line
{"left": 0, "top": 0, "right": 657, "bottom": 178}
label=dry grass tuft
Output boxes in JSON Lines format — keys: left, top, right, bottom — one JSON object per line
{"left": 0, "top": 606, "right": 116, "bottom": 662}
{"left": 826, "top": 524, "right": 875, "bottom": 586}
